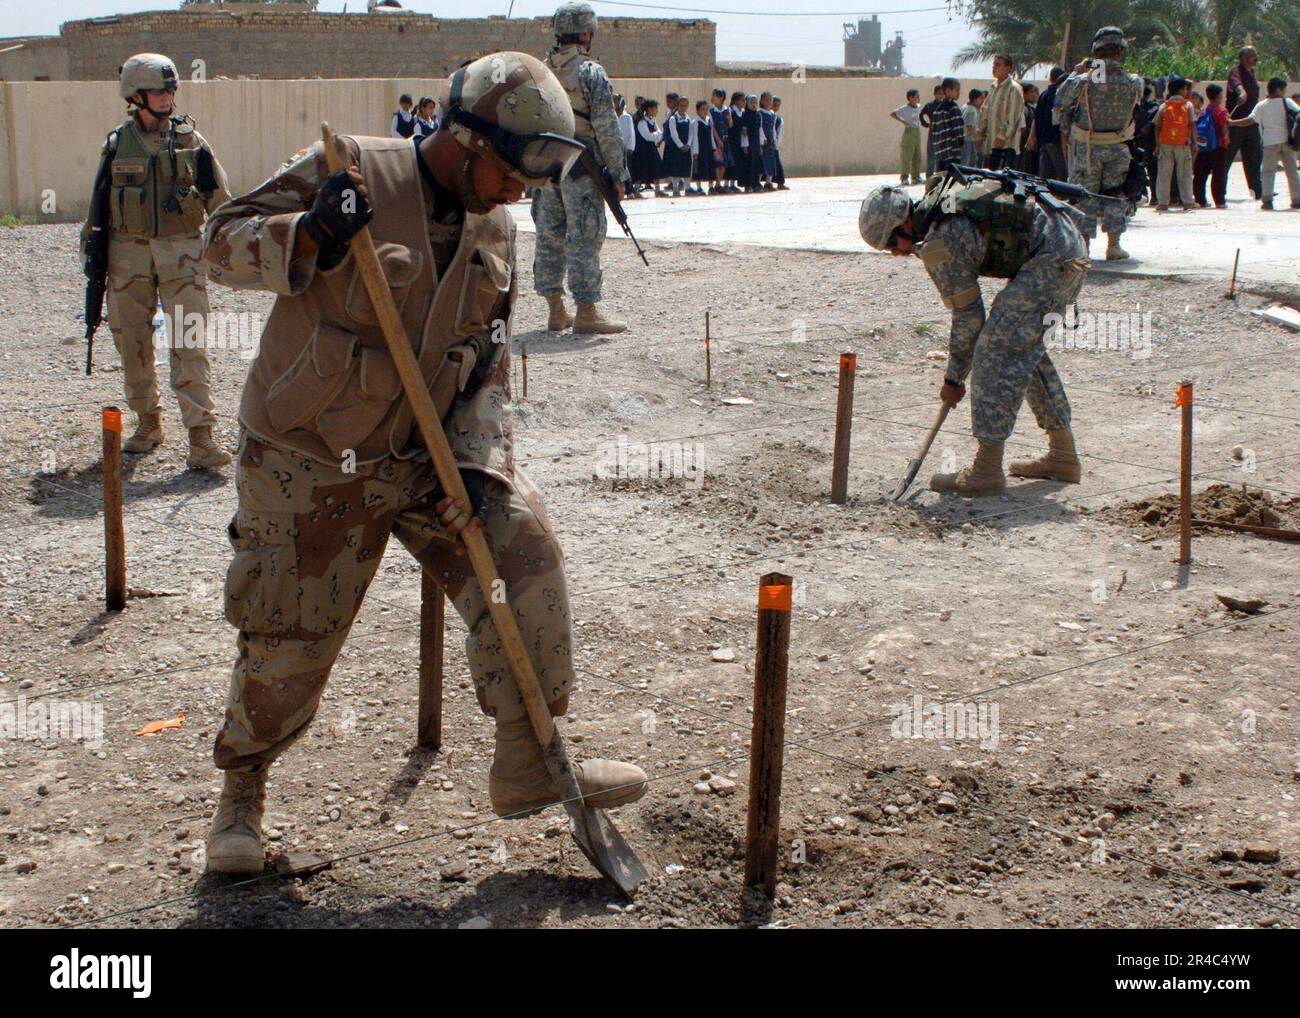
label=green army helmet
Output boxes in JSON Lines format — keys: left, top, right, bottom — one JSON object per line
{"left": 1091, "top": 26, "right": 1127, "bottom": 54}
{"left": 859, "top": 185, "right": 914, "bottom": 251}
{"left": 553, "top": 2, "right": 598, "bottom": 37}
{"left": 119, "top": 53, "right": 179, "bottom": 101}
{"left": 445, "top": 51, "right": 583, "bottom": 188}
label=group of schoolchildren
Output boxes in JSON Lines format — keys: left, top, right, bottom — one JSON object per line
{"left": 389, "top": 93, "right": 442, "bottom": 140}
{"left": 619, "top": 88, "right": 789, "bottom": 197}
{"left": 1138, "top": 75, "right": 1300, "bottom": 211}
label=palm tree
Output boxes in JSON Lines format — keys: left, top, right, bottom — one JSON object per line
{"left": 953, "top": 1, "right": 1297, "bottom": 76}
{"left": 951, "top": 0, "right": 1181, "bottom": 72}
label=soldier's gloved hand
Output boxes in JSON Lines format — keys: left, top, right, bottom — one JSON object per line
{"left": 430, "top": 469, "right": 490, "bottom": 544}
{"left": 940, "top": 379, "right": 966, "bottom": 406}
{"left": 302, "top": 167, "right": 373, "bottom": 269}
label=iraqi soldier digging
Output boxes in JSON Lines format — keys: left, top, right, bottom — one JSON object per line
{"left": 81, "top": 53, "right": 233, "bottom": 469}
{"left": 859, "top": 175, "right": 1089, "bottom": 496}
{"left": 532, "top": 2, "right": 630, "bottom": 334}
{"left": 200, "top": 52, "right": 648, "bottom": 875}
{"left": 1054, "top": 27, "right": 1143, "bottom": 261}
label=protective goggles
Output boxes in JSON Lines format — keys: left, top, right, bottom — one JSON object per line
{"left": 447, "top": 70, "right": 585, "bottom": 184}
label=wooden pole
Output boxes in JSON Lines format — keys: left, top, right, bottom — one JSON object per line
{"left": 102, "top": 407, "right": 126, "bottom": 612}
{"left": 830, "top": 351, "right": 856, "bottom": 504}
{"left": 1227, "top": 248, "right": 1240, "bottom": 298}
{"left": 744, "top": 573, "right": 792, "bottom": 900}
{"left": 1177, "top": 381, "right": 1193, "bottom": 565}
{"left": 705, "top": 309, "right": 712, "bottom": 389}
{"left": 521, "top": 341, "right": 528, "bottom": 401}
{"left": 417, "top": 570, "right": 444, "bottom": 751}
{"left": 1060, "top": 20, "right": 1072, "bottom": 69}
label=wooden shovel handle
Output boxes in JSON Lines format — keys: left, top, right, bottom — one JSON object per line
{"left": 321, "top": 123, "right": 556, "bottom": 748}
{"left": 917, "top": 400, "right": 952, "bottom": 462}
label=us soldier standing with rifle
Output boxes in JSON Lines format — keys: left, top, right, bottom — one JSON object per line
{"left": 1054, "top": 26, "right": 1143, "bottom": 262}
{"left": 859, "top": 166, "right": 1097, "bottom": 497}
{"left": 533, "top": 2, "right": 632, "bottom": 334}
{"left": 80, "top": 53, "right": 233, "bottom": 469}
{"left": 199, "top": 52, "right": 647, "bottom": 875}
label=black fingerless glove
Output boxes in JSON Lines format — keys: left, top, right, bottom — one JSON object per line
{"left": 429, "top": 469, "right": 491, "bottom": 524}
{"left": 302, "top": 169, "right": 374, "bottom": 270}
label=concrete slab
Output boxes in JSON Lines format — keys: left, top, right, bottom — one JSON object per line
{"left": 509, "top": 172, "right": 1300, "bottom": 293}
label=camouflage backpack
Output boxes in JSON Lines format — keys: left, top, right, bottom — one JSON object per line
{"left": 914, "top": 176, "right": 1035, "bottom": 278}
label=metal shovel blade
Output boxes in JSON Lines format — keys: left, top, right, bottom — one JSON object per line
{"left": 891, "top": 459, "right": 923, "bottom": 502}
{"left": 543, "top": 730, "right": 649, "bottom": 899}
{"left": 568, "top": 804, "right": 651, "bottom": 899}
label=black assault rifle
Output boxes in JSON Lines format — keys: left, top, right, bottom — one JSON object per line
{"left": 576, "top": 147, "right": 649, "bottom": 267}
{"left": 82, "top": 150, "right": 114, "bottom": 376}
{"left": 944, "top": 162, "right": 1126, "bottom": 214}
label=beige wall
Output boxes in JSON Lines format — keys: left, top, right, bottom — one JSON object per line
{"left": 3, "top": 13, "right": 716, "bottom": 82}
{"left": 0, "top": 76, "right": 1003, "bottom": 222}
{"left": 0, "top": 38, "right": 69, "bottom": 81}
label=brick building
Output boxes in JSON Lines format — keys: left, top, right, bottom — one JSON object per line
{"left": 0, "top": 6, "right": 717, "bottom": 81}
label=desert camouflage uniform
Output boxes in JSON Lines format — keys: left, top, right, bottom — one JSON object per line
{"left": 531, "top": 46, "right": 627, "bottom": 305}
{"left": 203, "top": 137, "right": 574, "bottom": 772}
{"left": 915, "top": 201, "right": 1088, "bottom": 444}
{"left": 1055, "top": 60, "right": 1142, "bottom": 239}
{"left": 82, "top": 115, "right": 230, "bottom": 427}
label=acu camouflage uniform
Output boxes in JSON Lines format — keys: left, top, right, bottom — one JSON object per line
{"left": 531, "top": 46, "right": 628, "bottom": 305}
{"left": 912, "top": 177, "right": 1089, "bottom": 444}
{"left": 81, "top": 114, "right": 230, "bottom": 427}
{"left": 1055, "top": 60, "right": 1143, "bottom": 239}
{"left": 202, "top": 135, "right": 575, "bottom": 773}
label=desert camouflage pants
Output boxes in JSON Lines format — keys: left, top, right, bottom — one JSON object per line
{"left": 531, "top": 174, "right": 607, "bottom": 305}
{"left": 214, "top": 432, "right": 574, "bottom": 772}
{"left": 1067, "top": 139, "right": 1130, "bottom": 239}
{"left": 106, "top": 233, "right": 217, "bottom": 428}
{"left": 970, "top": 248, "right": 1087, "bottom": 444}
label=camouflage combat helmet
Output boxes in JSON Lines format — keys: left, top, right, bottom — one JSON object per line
{"left": 859, "top": 186, "right": 914, "bottom": 250}
{"left": 553, "top": 2, "right": 598, "bottom": 36}
{"left": 1091, "top": 26, "right": 1127, "bottom": 54}
{"left": 445, "top": 52, "right": 582, "bottom": 187}
{"left": 119, "top": 53, "right": 179, "bottom": 101}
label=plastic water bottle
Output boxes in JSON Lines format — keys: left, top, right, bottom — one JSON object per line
{"left": 152, "top": 303, "right": 168, "bottom": 365}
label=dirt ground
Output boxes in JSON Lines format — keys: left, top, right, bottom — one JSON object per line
{"left": 0, "top": 219, "right": 1297, "bottom": 929}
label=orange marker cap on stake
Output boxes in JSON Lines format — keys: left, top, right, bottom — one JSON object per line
{"left": 840, "top": 352, "right": 857, "bottom": 372}
{"left": 1175, "top": 383, "right": 1193, "bottom": 408}
{"left": 102, "top": 407, "right": 122, "bottom": 432}
{"left": 758, "top": 582, "right": 792, "bottom": 612}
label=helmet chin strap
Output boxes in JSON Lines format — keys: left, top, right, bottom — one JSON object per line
{"left": 458, "top": 152, "right": 493, "bottom": 215}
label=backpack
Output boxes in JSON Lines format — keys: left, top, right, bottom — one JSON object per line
{"left": 914, "top": 177, "right": 1036, "bottom": 279}
{"left": 1158, "top": 99, "right": 1190, "bottom": 146}
{"left": 1195, "top": 108, "right": 1218, "bottom": 152}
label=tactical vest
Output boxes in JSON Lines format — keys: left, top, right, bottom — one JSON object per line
{"left": 108, "top": 116, "right": 208, "bottom": 238}
{"left": 548, "top": 47, "right": 595, "bottom": 143}
{"left": 914, "top": 177, "right": 1035, "bottom": 279}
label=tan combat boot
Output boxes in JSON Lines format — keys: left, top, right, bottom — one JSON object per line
{"left": 206, "top": 771, "right": 267, "bottom": 875}
{"left": 123, "top": 411, "right": 164, "bottom": 454}
{"left": 572, "top": 302, "right": 627, "bottom": 335}
{"left": 1105, "top": 234, "right": 1130, "bottom": 261}
{"left": 930, "top": 440, "right": 1007, "bottom": 497}
{"left": 544, "top": 294, "right": 573, "bottom": 332}
{"left": 1008, "top": 427, "right": 1082, "bottom": 483}
{"left": 187, "top": 427, "right": 233, "bottom": 470}
{"left": 489, "top": 717, "right": 648, "bottom": 818}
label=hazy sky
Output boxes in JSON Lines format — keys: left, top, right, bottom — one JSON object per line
{"left": 8, "top": 1, "right": 988, "bottom": 77}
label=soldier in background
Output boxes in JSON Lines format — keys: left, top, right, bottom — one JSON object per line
{"left": 81, "top": 54, "right": 232, "bottom": 470}
{"left": 532, "top": 2, "right": 630, "bottom": 334}
{"left": 200, "top": 52, "right": 647, "bottom": 875}
{"left": 858, "top": 179, "right": 1088, "bottom": 497}
{"left": 1055, "top": 26, "right": 1143, "bottom": 261}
